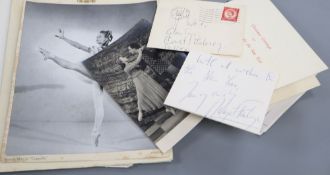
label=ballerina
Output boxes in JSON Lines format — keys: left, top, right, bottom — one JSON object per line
{"left": 119, "top": 43, "right": 175, "bottom": 121}
{"left": 39, "top": 29, "right": 113, "bottom": 146}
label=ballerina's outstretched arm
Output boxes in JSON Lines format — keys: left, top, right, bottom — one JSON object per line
{"left": 55, "top": 29, "right": 91, "bottom": 53}
{"left": 39, "top": 48, "right": 92, "bottom": 80}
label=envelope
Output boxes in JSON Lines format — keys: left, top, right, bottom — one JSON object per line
{"left": 147, "top": 0, "right": 246, "bottom": 56}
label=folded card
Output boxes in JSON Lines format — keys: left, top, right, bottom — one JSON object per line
{"left": 165, "top": 52, "right": 278, "bottom": 135}
{"left": 147, "top": 0, "right": 246, "bottom": 56}
{"left": 223, "top": 0, "right": 327, "bottom": 89}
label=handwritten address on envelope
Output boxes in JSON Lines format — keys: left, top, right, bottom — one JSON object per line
{"left": 147, "top": 0, "right": 246, "bottom": 56}
{"left": 165, "top": 52, "right": 278, "bottom": 134}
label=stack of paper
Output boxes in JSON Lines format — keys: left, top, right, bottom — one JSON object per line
{"left": 148, "top": 0, "right": 327, "bottom": 135}
{"left": 0, "top": 0, "right": 327, "bottom": 173}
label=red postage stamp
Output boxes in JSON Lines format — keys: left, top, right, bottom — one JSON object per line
{"left": 221, "top": 7, "right": 240, "bottom": 22}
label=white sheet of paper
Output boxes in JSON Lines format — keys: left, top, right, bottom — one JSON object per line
{"left": 147, "top": 0, "right": 246, "bottom": 56}
{"left": 165, "top": 52, "right": 278, "bottom": 134}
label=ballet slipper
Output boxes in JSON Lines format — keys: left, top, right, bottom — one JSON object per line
{"left": 91, "top": 131, "right": 101, "bottom": 147}
{"left": 166, "top": 107, "right": 176, "bottom": 115}
{"left": 138, "top": 111, "right": 143, "bottom": 121}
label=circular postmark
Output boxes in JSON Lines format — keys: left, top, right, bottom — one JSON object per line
{"left": 171, "top": 7, "right": 190, "bottom": 20}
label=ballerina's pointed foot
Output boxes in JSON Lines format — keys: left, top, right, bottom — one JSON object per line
{"left": 138, "top": 111, "right": 143, "bottom": 122}
{"left": 91, "top": 132, "right": 101, "bottom": 147}
{"left": 166, "top": 107, "right": 176, "bottom": 115}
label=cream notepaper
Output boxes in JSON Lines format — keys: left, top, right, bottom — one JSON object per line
{"left": 165, "top": 52, "right": 278, "bottom": 135}
{"left": 147, "top": 0, "right": 246, "bottom": 56}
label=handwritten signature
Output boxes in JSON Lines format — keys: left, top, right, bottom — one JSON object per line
{"left": 179, "top": 81, "right": 262, "bottom": 129}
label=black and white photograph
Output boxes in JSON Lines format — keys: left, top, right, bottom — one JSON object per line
{"left": 3, "top": 0, "right": 188, "bottom": 159}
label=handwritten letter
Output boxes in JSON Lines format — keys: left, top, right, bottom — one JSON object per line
{"left": 147, "top": 0, "right": 246, "bottom": 56}
{"left": 165, "top": 52, "right": 278, "bottom": 134}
